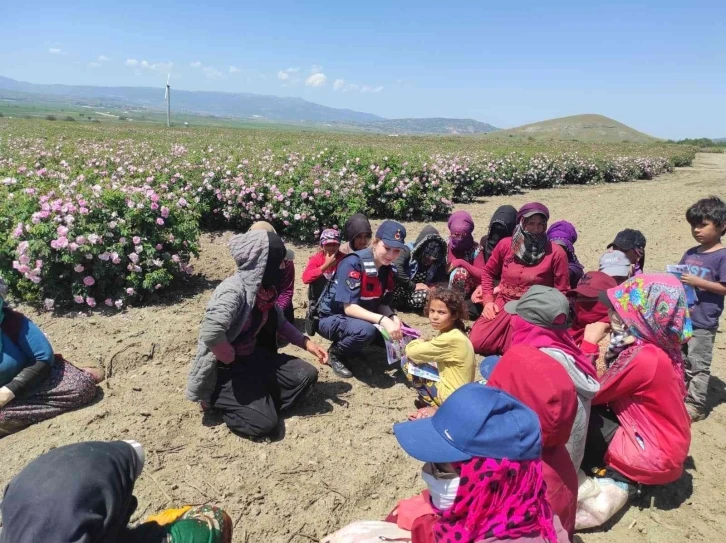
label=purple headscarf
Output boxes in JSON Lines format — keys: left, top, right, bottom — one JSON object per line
{"left": 547, "top": 220, "right": 584, "bottom": 287}
{"left": 516, "top": 202, "right": 550, "bottom": 224}
{"left": 447, "top": 210, "right": 476, "bottom": 256}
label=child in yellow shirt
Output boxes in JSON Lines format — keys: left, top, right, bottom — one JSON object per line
{"left": 403, "top": 286, "right": 476, "bottom": 419}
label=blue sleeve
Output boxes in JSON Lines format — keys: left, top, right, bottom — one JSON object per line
{"left": 16, "top": 317, "right": 55, "bottom": 366}
{"left": 334, "top": 257, "right": 363, "bottom": 304}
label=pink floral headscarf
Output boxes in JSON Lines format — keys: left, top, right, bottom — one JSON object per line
{"left": 606, "top": 273, "right": 692, "bottom": 396}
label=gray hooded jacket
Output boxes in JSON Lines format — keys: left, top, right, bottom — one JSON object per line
{"left": 186, "top": 230, "right": 270, "bottom": 403}
{"left": 541, "top": 347, "right": 601, "bottom": 471}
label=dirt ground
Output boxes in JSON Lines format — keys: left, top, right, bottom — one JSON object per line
{"left": 1, "top": 153, "right": 725, "bottom": 542}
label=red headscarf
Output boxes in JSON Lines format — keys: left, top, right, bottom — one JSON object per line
{"left": 510, "top": 314, "right": 598, "bottom": 380}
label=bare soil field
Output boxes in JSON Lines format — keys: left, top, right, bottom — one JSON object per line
{"left": 1, "top": 153, "right": 725, "bottom": 543}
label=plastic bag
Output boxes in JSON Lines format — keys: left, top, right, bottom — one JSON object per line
{"left": 321, "top": 520, "right": 412, "bottom": 543}
{"left": 575, "top": 478, "right": 629, "bottom": 530}
{"left": 577, "top": 469, "right": 601, "bottom": 503}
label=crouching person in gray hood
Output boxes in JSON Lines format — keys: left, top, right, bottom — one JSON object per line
{"left": 186, "top": 230, "right": 328, "bottom": 438}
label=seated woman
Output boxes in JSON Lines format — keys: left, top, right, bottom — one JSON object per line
{"left": 249, "top": 221, "right": 296, "bottom": 323}
{"left": 185, "top": 230, "right": 327, "bottom": 439}
{"left": 392, "top": 225, "right": 448, "bottom": 312}
{"left": 487, "top": 345, "right": 579, "bottom": 539}
{"left": 0, "top": 440, "right": 232, "bottom": 542}
{"left": 504, "top": 286, "right": 600, "bottom": 474}
{"left": 302, "top": 228, "right": 345, "bottom": 334}
{"left": 469, "top": 202, "right": 569, "bottom": 356}
{"left": 607, "top": 229, "right": 646, "bottom": 275}
{"left": 340, "top": 213, "right": 373, "bottom": 255}
{"left": 578, "top": 274, "right": 692, "bottom": 529}
{"left": 446, "top": 211, "right": 481, "bottom": 301}
{"left": 0, "top": 278, "right": 101, "bottom": 438}
{"left": 392, "top": 382, "right": 569, "bottom": 542}
{"left": 547, "top": 220, "right": 584, "bottom": 289}
{"left": 467, "top": 205, "right": 518, "bottom": 319}
{"left": 317, "top": 221, "right": 406, "bottom": 378}
{"left": 403, "top": 287, "right": 475, "bottom": 418}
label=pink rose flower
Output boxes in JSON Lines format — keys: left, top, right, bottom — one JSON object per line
{"left": 126, "top": 288, "right": 135, "bottom": 296}
{"left": 156, "top": 218, "right": 165, "bottom": 225}
{"left": 74, "top": 264, "right": 85, "bottom": 273}
{"left": 132, "top": 236, "right": 141, "bottom": 245}
{"left": 73, "top": 295, "right": 84, "bottom": 304}
{"left": 104, "top": 298, "right": 113, "bottom": 306}
{"left": 83, "top": 276, "right": 95, "bottom": 286}
{"left": 86, "top": 297, "right": 97, "bottom": 308}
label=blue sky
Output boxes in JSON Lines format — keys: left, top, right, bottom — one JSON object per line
{"left": 2, "top": 1, "right": 725, "bottom": 138}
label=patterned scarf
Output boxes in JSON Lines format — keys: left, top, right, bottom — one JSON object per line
{"left": 255, "top": 286, "right": 278, "bottom": 313}
{"left": 606, "top": 274, "right": 692, "bottom": 396}
{"left": 511, "top": 223, "right": 547, "bottom": 266}
{"left": 434, "top": 457, "right": 557, "bottom": 543}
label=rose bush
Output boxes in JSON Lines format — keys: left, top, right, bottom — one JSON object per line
{"left": 0, "top": 120, "right": 695, "bottom": 309}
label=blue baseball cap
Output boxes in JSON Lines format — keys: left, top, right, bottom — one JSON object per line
{"left": 376, "top": 220, "right": 407, "bottom": 250}
{"left": 393, "top": 383, "right": 542, "bottom": 463}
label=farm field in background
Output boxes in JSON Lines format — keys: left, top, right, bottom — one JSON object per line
{"left": 0, "top": 118, "right": 696, "bottom": 309}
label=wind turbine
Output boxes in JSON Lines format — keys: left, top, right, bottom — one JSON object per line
{"left": 164, "top": 73, "right": 171, "bottom": 127}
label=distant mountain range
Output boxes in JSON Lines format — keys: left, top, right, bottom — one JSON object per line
{"left": 0, "top": 76, "right": 498, "bottom": 134}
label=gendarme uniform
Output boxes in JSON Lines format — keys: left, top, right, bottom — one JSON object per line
{"left": 317, "top": 220, "right": 406, "bottom": 377}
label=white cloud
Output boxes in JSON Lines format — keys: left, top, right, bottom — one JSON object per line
{"left": 49, "top": 48, "right": 67, "bottom": 55}
{"left": 305, "top": 72, "right": 327, "bottom": 87}
{"left": 311, "top": 64, "right": 323, "bottom": 74}
{"left": 229, "top": 65, "right": 240, "bottom": 74}
{"left": 125, "top": 59, "right": 173, "bottom": 74}
{"left": 277, "top": 67, "right": 299, "bottom": 81}
{"left": 203, "top": 66, "right": 225, "bottom": 79}
{"left": 190, "top": 61, "right": 202, "bottom": 68}
{"left": 361, "top": 85, "right": 384, "bottom": 93}
{"left": 98, "top": 55, "right": 110, "bottom": 62}
{"left": 333, "top": 79, "right": 345, "bottom": 91}
{"left": 88, "top": 62, "right": 102, "bottom": 68}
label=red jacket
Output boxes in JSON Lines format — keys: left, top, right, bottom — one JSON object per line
{"left": 488, "top": 345, "right": 579, "bottom": 540}
{"left": 481, "top": 239, "right": 569, "bottom": 308}
{"left": 301, "top": 251, "right": 345, "bottom": 284}
{"left": 593, "top": 344, "right": 691, "bottom": 485}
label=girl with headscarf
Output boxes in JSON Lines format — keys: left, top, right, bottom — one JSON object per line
{"left": 340, "top": 213, "right": 373, "bottom": 255}
{"left": 303, "top": 228, "right": 346, "bottom": 335}
{"left": 547, "top": 220, "right": 584, "bottom": 289}
{"left": 186, "top": 230, "right": 327, "bottom": 438}
{"left": 463, "top": 206, "right": 518, "bottom": 319}
{"left": 0, "top": 277, "right": 101, "bottom": 438}
{"left": 0, "top": 440, "right": 233, "bottom": 543}
{"left": 389, "top": 383, "right": 569, "bottom": 542}
{"left": 249, "top": 221, "right": 296, "bottom": 323}
{"left": 392, "top": 225, "right": 448, "bottom": 311}
{"left": 446, "top": 211, "right": 481, "bottom": 300}
{"left": 578, "top": 274, "right": 692, "bottom": 529}
{"left": 469, "top": 203, "right": 570, "bottom": 356}
{"left": 487, "top": 345, "right": 579, "bottom": 539}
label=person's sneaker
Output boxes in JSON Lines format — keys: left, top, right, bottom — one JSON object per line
{"left": 686, "top": 403, "right": 706, "bottom": 422}
{"left": 328, "top": 346, "right": 353, "bottom": 378}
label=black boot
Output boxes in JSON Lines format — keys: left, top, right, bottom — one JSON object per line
{"left": 328, "top": 345, "right": 353, "bottom": 378}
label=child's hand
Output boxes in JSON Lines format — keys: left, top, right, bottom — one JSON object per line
{"left": 483, "top": 302, "right": 499, "bottom": 321}
{"left": 407, "top": 406, "right": 437, "bottom": 420}
{"left": 680, "top": 273, "right": 702, "bottom": 288}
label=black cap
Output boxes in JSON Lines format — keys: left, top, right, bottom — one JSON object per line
{"left": 607, "top": 229, "right": 646, "bottom": 252}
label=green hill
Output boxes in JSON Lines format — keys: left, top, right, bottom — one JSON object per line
{"left": 486, "top": 114, "right": 658, "bottom": 143}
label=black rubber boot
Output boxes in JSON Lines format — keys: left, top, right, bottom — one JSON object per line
{"left": 328, "top": 345, "right": 353, "bottom": 378}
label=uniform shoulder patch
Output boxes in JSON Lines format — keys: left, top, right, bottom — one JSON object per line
{"left": 349, "top": 270, "right": 361, "bottom": 280}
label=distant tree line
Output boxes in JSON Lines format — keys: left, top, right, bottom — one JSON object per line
{"left": 667, "top": 138, "right": 726, "bottom": 147}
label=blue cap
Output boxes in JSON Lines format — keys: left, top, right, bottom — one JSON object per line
{"left": 394, "top": 383, "right": 542, "bottom": 463}
{"left": 376, "top": 220, "right": 407, "bottom": 249}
